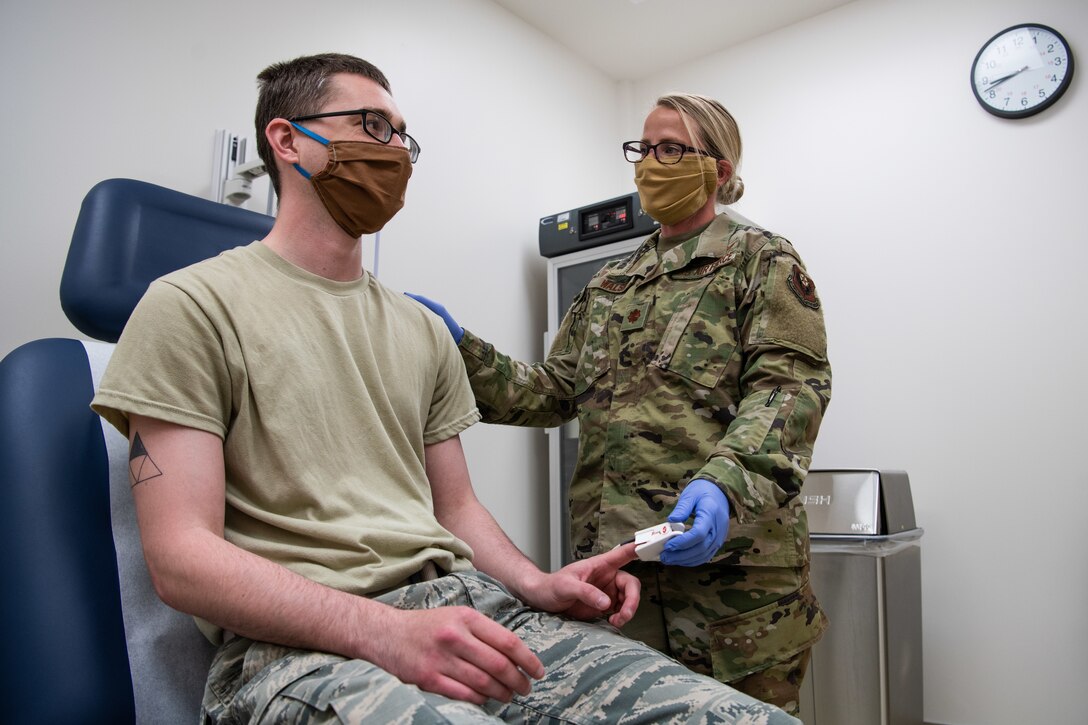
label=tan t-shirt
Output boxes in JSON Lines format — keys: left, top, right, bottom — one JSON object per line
{"left": 93, "top": 241, "right": 480, "bottom": 606}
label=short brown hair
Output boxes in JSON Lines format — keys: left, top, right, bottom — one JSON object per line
{"left": 255, "top": 53, "right": 391, "bottom": 195}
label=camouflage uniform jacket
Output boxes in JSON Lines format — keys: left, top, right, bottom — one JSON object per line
{"left": 459, "top": 213, "right": 831, "bottom": 568}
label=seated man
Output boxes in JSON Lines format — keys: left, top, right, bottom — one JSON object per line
{"left": 92, "top": 52, "right": 798, "bottom": 723}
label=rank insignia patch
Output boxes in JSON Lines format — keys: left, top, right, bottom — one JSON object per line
{"left": 787, "top": 264, "right": 820, "bottom": 309}
{"left": 621, "top": 301, "right": 650, "bottom": 331}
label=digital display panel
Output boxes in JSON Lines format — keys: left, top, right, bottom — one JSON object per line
{"left": 579, "top": 198, "right": 632, "bottom": 240}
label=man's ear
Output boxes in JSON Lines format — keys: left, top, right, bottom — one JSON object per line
{"left": 265, "top": 118, "right": 301, "bottom": 167}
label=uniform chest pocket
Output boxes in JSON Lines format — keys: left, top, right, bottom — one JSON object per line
{"left": 650, "top": 273, "right": 738, "bottom": 389}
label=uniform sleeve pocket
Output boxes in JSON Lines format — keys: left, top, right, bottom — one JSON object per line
{"left": 749, "top": 255, "right": 827, "bottom": 362}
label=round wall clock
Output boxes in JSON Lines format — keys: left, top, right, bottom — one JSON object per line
{"left": 971, "top": 23, "right": 1075, "bottom": 118}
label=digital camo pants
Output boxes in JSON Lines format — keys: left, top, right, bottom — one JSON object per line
{"left": 200, "top": 571, "right": 800, "bottom": 724}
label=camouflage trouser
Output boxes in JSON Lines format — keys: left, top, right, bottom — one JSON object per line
{"left": 200, "top": 571, "right": 800, "bottom": 724}
{"left": 621, "top": 562, "right": 827, "bottom": 716}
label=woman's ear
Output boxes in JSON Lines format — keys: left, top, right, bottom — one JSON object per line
{"left": 716, "top": 158, "right": 733, "bottom": 186}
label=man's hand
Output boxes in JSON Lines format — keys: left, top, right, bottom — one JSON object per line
{"left": 376, "top": 605, "right": 544, "bottom": 706}
{"left": 515, "top": 543, "right": 641, "bottom": 627}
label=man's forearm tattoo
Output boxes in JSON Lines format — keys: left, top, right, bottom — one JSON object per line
{"left": 129, "top": 432, "right": 164, "bottom": 487}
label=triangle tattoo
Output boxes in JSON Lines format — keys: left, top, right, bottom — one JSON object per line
{"left": 129, "top": 432, "right": 164, "bottom": 487}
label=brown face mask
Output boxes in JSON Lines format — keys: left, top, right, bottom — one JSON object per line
{"left": 295, "top": 137, "right": 413, "bottom": 238}
{"left": 633, "top": 154, "right": 718, "bottom": 226}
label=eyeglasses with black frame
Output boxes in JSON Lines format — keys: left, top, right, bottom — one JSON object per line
{"left": 622, "top": 141, "right": 716, "bottom": 165}
{"left": 290, "top": 108, "right": 421, "bottom": 163}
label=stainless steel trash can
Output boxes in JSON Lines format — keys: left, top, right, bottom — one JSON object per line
{"left": 797, "top": 469, "right": 924, "bottom": 725}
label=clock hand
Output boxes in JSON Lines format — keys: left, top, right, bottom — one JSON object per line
{"left": 984, "top": 65, "right": 1030, "bottom": 91}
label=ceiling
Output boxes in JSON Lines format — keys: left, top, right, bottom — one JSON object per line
{"left": 488, "top": 0, "right": 856, "bottom": 81}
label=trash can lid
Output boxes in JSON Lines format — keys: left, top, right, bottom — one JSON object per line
{"left": 803, "top": 469, "right": 917, "bottom": 537}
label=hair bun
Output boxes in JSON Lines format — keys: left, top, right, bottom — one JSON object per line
{"left": 720, "top": 175, "right": 744, "bottom": 205}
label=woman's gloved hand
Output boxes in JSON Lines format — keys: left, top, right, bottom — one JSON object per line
{"left": 405, "top": 293, "right": 464, "bottom": 343}
{"left": 660, "top": 479, "right": 730, "bottom": 567}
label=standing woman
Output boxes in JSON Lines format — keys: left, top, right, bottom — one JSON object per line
{"left": 409, "top": 93, "right": 831, "bottom": 714}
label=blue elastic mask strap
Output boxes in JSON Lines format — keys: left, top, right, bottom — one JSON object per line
{"left": 291, "top": 122, "right": 330, "bottom": 180}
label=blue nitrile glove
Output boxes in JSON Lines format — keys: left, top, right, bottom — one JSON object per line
{"left": 660, "top": 479, "right": 730, "bottom": 567}
{"left": 405, "top": 293, "right": 464, "bottom": 343}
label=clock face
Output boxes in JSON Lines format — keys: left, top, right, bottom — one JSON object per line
{"left": 971, "top": 24, "right": 1075, "bottom": 118}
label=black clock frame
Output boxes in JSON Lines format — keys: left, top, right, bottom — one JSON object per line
{"left": 971, "top": 23, "right": 1075, "bottom": 119}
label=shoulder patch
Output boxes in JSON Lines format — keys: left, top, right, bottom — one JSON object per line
{"left": 749, "top": 255, "right": 828, "bottom": 361}
{"left": 787, "top": 264, "right": 820, "bottom": 309}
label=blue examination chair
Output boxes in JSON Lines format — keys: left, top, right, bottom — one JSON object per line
{"left": 0, "top": 179, "right": 274, "bottom": 723}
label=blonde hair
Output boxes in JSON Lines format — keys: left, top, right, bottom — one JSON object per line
{"left": 655, "top": 93, "right": 744, "bottom": 205}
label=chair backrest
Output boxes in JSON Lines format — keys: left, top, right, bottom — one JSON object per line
{"left": 62, "top": 177, "right": 277, "bottom": 342}
{"left": 0, "top": 179, "right": 274, "bottom": 723}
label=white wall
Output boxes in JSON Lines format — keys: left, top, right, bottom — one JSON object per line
{"left": 628, "top": 1, "right": 1088, "bottom": 723}
{"left": 0, "top": 0, "right": 621, "bottom": 560}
